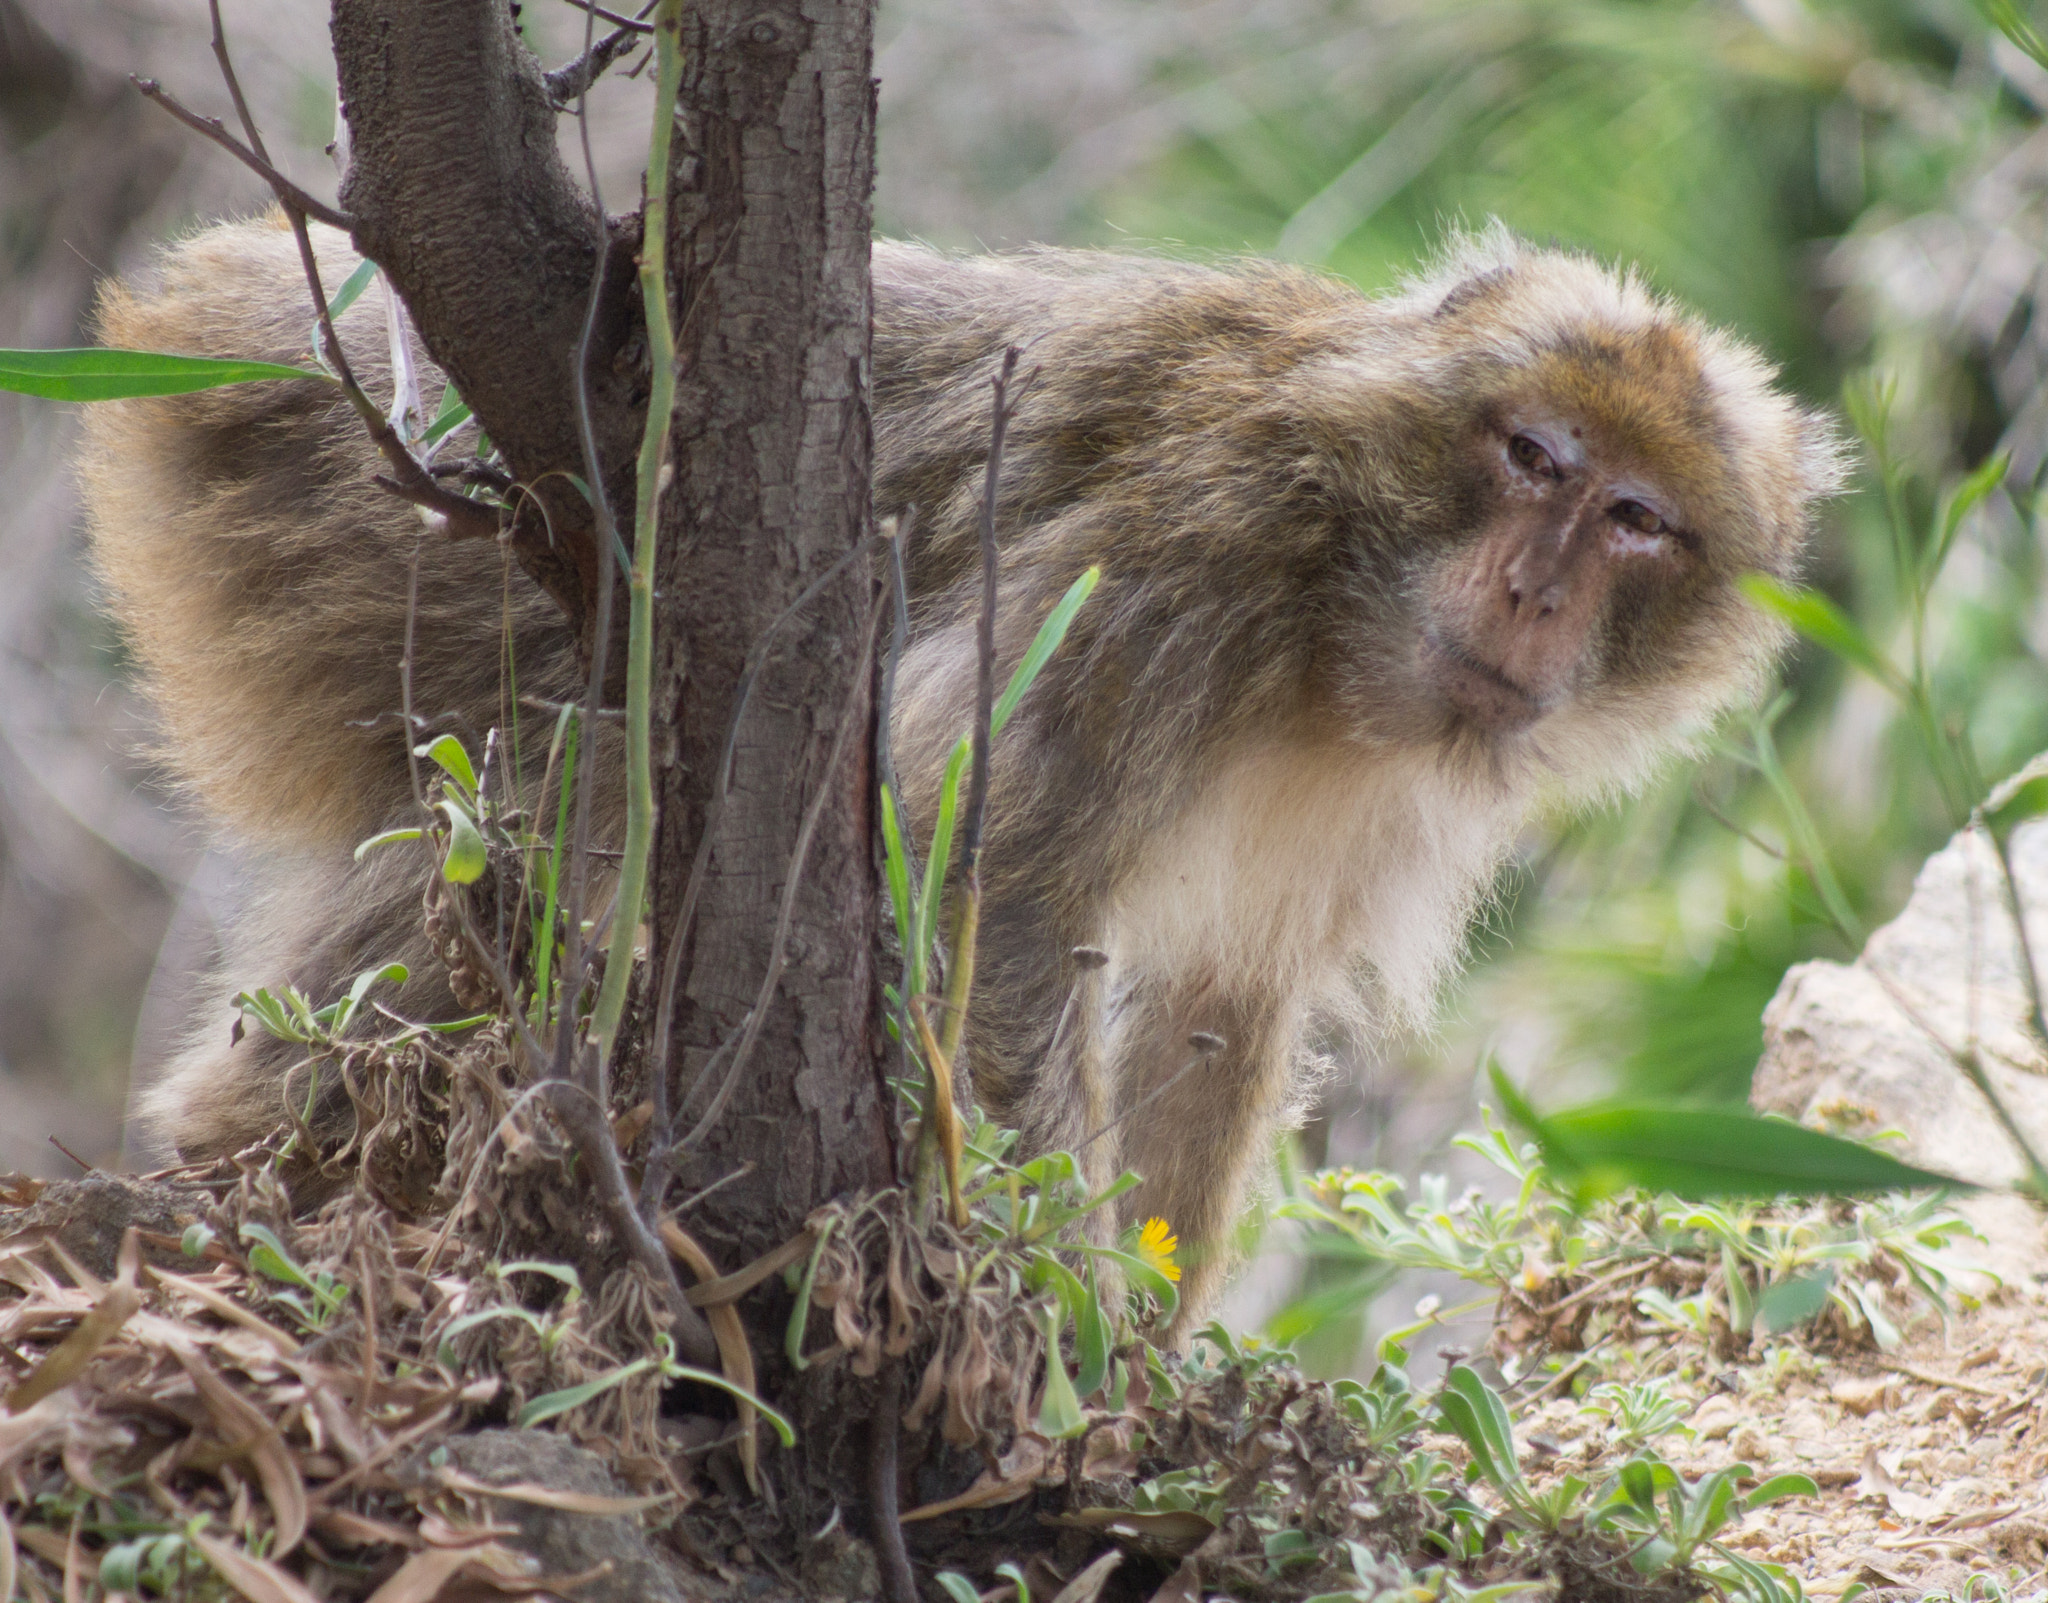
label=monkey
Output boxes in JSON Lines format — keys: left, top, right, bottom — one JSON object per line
{"left": 77, "top": 215, "right": 1840, "bottom": 1321}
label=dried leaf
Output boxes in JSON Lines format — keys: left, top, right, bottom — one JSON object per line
{"left": 1049, "top": 1550, "right": 1122, "bottom": 1603}
{"left": 901, "top": 1434, "right": 1054, "bottom": 1522}
{"left": 903, "top": 1340, "right": 947, "bottom": 1434}
{"left": 5, "top": 1272, "right": 140, "bottom": 1412}
{"left": 661, "top": 1220, "right": 760, "bottom": 1492}
{"left": 148, "top": 1267, "right": 300, "bottom": 1358}
{"left": 190, "top": 1530, "right": 323, "bottom": 1603}
{"left": 1058, "top": 1508, "right": 1216, "bottom": 1561}
{"left": 435, "top": 1467, "right": 667, "bottom": 1516}
{"left": 1851, "top": 1446, "right": 1949, "bottom": 1523}
{"left": 176, "top": 1345, "right": 309, "bottom": 1556}
{"left": 363, "top": 1546, "right": 472, "bottom": 1603}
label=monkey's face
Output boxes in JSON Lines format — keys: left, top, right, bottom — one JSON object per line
{"left": 1350, "top": 321, "right": 1837, "bottom": 788}
{"left": 1421, "top": 395, "right": 1709, "bottom": 734}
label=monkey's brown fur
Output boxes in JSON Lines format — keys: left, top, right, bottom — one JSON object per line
{"left": 80, "top": 217, "right": 1838, "bottom": 1318}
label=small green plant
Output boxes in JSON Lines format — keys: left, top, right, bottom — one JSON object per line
{"left": 239, "top": 1222, "right": 350, "bottom": 1332}
{"left": 1435, "top": 1364, "right": 1817, "bottom": 1603}
{"left": 1579, "top": 1378, "right": 1691, "bottom": 1450}
{"left": 1277, "top": 1104, "right": 1982, "bottom": 1356}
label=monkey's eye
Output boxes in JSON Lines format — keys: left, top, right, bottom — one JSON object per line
{"left": 1610, "top": 499, "right": 1666, "bottom": 536}
{"left": 1508, "top": 434, "right": 1557, "bottom": 477}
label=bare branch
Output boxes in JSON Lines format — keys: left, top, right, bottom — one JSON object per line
{"left": 546, "top": 25, "right": 644, "bottom": 108}
{"left": 130, "top": 77, "right": 354, "bottom": 231}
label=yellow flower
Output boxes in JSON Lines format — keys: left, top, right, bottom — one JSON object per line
{"left": 1135, "top": 1216, "right": 1181, "bottom": 1283}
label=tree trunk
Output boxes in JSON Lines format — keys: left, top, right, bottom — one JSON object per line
{"left": 650, "top": 0, "right": 888, "bottom": 1294}
{"left": 333, "top": 0, "right": 891, "bottom": 1524}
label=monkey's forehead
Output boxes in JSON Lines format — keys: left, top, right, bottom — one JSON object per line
{"left": 1472, "top": 331, "right": 1823, "bottom": 562}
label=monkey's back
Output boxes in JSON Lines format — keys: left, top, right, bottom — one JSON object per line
{"left": 82, "top": 217, "right": 584, "bottom": 853}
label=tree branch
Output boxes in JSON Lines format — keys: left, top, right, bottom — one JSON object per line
{"left": 130, "top": 78, "right": 354, "bottom": 230}
{"left": 331, "top": 0, "right": 646, "bottom": 652}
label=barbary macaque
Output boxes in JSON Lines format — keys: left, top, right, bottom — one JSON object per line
{"left": 80, "top": 217, "right": 1838, "bottom": 1316}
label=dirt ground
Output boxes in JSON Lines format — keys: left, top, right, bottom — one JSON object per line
{"left": 1492, "top": 1193, "right": 2048, "bottom": 1601}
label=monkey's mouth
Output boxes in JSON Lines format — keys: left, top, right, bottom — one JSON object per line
{"left": 1422, "top": 632, "right": 1547, "bottom": 733}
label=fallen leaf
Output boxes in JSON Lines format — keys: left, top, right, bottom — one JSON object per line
{"left": 1851, "top": 1446, "right": 1948, "bottom": 1523}
{"left": 435, "top": 1467, "right": 668, "bottom": 1516}
{"left": 191, "top": 1531, "right": 323, "bottom": 1603}
{"left": 1050, "top": 1550, "right": 1122, "bottom": 1603}
{"left": 176, "top": 1345, "right": 309, "bottom": 1556}
{"left": 902, "top": 1434, "right": 1053, "bottom": 1522}
{"left": 5, "top": 1274, "right": 139, "bottom": 1412}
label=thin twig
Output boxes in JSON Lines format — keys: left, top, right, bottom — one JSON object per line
{"left": 590, "top": 0, "right": 687, "bottom": 1064}
{"left": 554, "top": 0, "right": 632, "bottom": 1101}
{"left": 1075, "top": 1034, "right": 1223, "bottom": 1154}
{"left": 675, "top": 596, "right": 886, "bottom": 1151}
{"left": 135, "top": 19, "right": 500, "bottom": 542}
{"left": 562, "top": 0, "right": 655, "bottom": 31}
{"left": 916, "top": 352, "right": 1032, "bottom": 1220}
{"left": 870, "top": 1360, "right": 918, "bottom": 1603}
{"left": 129, "top": 77, "right": 353, "bottom": 230}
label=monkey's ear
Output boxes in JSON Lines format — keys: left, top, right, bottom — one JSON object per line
{"left": 1433, "top": 266, "right": 1513, "bottom": 320}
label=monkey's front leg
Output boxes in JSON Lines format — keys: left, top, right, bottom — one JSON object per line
{"left": 1103, "top": 979, "right": 1299, "bottom": 1329}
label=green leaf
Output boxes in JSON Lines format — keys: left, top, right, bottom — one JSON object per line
{"left": 915, "top": 738, "right": 970, "bottom": 988}
{"left": 415, "top": 733, "right": 479, "bottom": 796}
{"left": 1975, "top": 0, "right": 2048, "bottom": 70}
{"left": 1738, "top": 575, "right": 1903, "bottom": 695}
{"left": 1758, "top": 1267, "right": 1835, "bottom": 1333}
{"left": 517, "top": 1356, "right": 656, "bottom": 1426}
{"left": 1072, "top": 1243, "right": 1180, "bottom": 1326}
{"left": 0, "top": 347, "right": 327, "bottom": 400}
{"left": 240, "top": 1223, "right": 317, "bottom": 1293}
{"left": 331, "top": 961, "right": 408, "bottom": 1035}
{"left": 880, "top": 784, "right": 914, "bottom": 955}
{"left": 438, "top": 799, "right": 488, "bottom": 884}
{"left": 1037, "top": 1304, "right": 1087, "bottom": 1438}
{"left": 1985, "top": 757, "right": 2048, "bottom": 841}
{"left": 1522, "top": 1104, "right": 1970, "bottom": 1199}
{"left": 785, "top": 1215, "right": 837, "bottom": 1372}
{"left": 991, "top": 566, "right": 1101, "bottom": 737}
{"left": 1720, "top": 1244, "right": 1756, "bottom": 1333}
{"left": 1436, "top": 1365, "right": 1520, "bottom": 1492}
{"left": 1927, "top": 451, "right": 2008, "bottom": 585}
{"left": 1033, "top": 1255, "right": 1111, "bottom": 1399}
{"left": 933, "top": 1575, "right": 983, "bottom": 1603}
{"left": 98, "top": 1541, "right": 147, "bottom": 1594}
{"left": 1740, "top": 1473, "right": 1818, "bottom": 1513}
{"left": 354, "top": 826, "right": 424, "bottom": 861}
{"left": 421, "top": 384, "right": 472, "bottom": 447}
{"left": 994, "top": 1560, "right": 1032, "bottom": 1603}
{"left": 325, "top": 257, "right": 379, "bottom": 322}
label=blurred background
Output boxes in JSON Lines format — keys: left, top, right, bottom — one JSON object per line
{"left": 2, "top": 0, "right": 2042, "bottom": 1368}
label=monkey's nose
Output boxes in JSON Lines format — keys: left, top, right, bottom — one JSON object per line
{"left": 1506, "top": 578, "right": 1565, "bottom": 620}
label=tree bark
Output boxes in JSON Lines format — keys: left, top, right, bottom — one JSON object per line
{"left": 331, "top": 0, "right": 890, "bottom": 1523}
{"left": 331, "top": 0, "right": 640, "bottom": 655}
{"left": 651, "top": 0, "right": 890, "bottom": 1267}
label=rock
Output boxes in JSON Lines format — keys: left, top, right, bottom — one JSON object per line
{"left": 1689, "top": 1394, "right": 1742, "bottom": 1440}
{"left": 1754, "top": 813, "right": 2048, "bottom": 1210}
{"left": 0, "top": 1174, "right": 202, "bottom": 1275}
{"left": 439, "top": 1430, "right": 685, "bottom": 1603}
{"left": 1828, "top": 1376, "right": 1899, "bottom": 1416}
